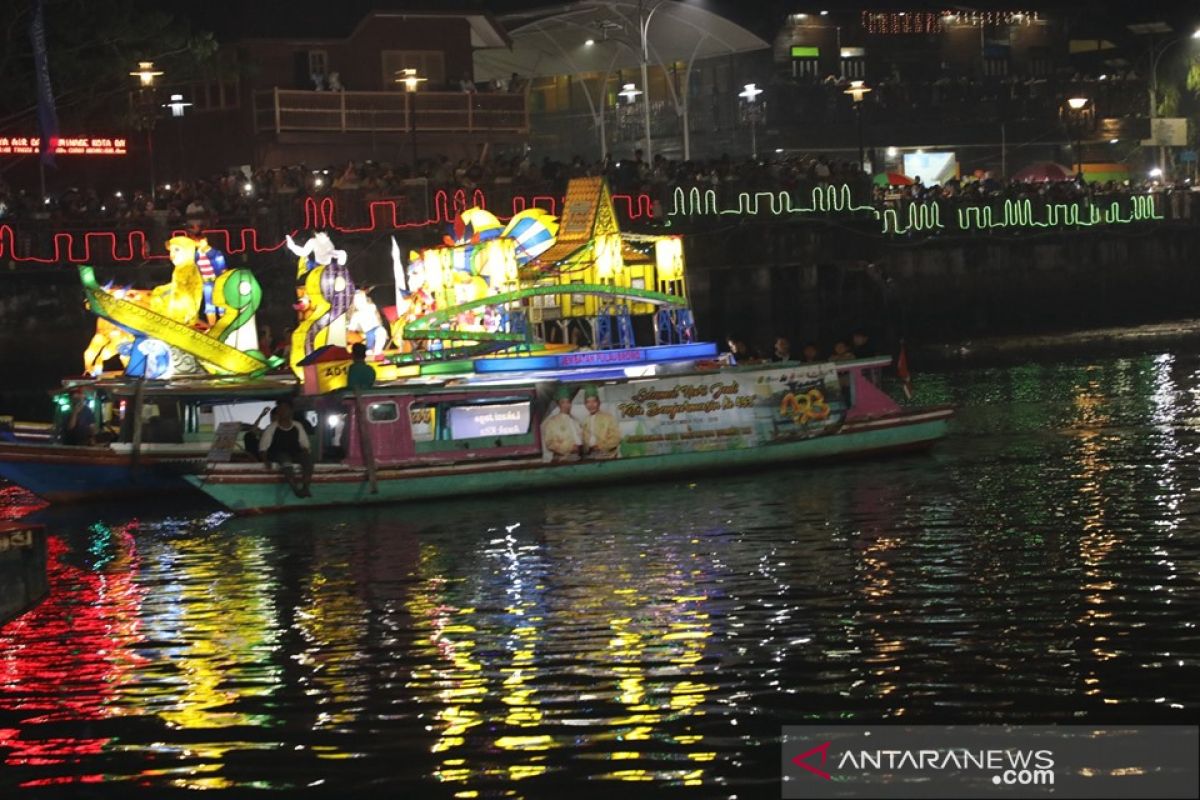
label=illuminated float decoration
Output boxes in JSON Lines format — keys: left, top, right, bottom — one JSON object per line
{"left": 286, "top": 232, "right": 357, "bottom": 376}
{"left": 78, "top": 235, "right": 270, "bottom": 379}
{"left": 387, "top": 207, "right": 558, "bottom": 356}
{"left": 394, "top": 177, "right": 697, "bottom": 368}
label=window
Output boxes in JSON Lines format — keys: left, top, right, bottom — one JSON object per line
{"left": 983, "top": 57, "right": 1009, "bottom": 77}
{"left": 382, "top": 50, "right": 446, "bottom": 91}
{"left": 571, "top": 279, "right": 586, "bottom": 306}
{"left": 308, "top": 50, "right": 328, "bottom": 78}
{"left": 841, "top": 59, "right": 866, "bottom": 79}
{"left": 368, "top": 401, "right": 398, "bottom": 422}
{"left": 793, "top": 59, "right": 820, "bottom": 79}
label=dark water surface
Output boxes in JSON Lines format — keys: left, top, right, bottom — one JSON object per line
{"left": 2, "top": 351, "right": 1199, "bottom": 796}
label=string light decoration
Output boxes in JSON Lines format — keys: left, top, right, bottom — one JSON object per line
{"left": 667, "top": 186, "right": 1165, "bottom": 235}
{"left": 861, "top": 11, "right": 1040, "bottom": 34}
{"left": 0, "top": 185, "right": 1167, "bottom": 266}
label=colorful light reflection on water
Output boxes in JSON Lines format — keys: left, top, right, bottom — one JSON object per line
{"left": 1, "top": 350, "right": 1199, "bottom": 795}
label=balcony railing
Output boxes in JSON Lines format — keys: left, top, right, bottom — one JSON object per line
{"left": 253, "top": 89, "right": 529, "bottom": 135}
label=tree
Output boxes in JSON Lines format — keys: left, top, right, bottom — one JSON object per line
{"left": 0, "top": 0, "right": 217, "bottom": 132}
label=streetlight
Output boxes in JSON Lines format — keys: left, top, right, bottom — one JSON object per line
{"left": 129, "top": 61, "right": 163, "bottom": 202}
{"left": 162, "top": 93, "right": 191, "bottom": 188}
{"left": 844, "top": 79, "right": 872, "bottom": 171}
{"left": 163, "top": 93, "right": 191, "bottom": 118}
{"left": 737, "top": 83, "right": 764, "bottom": 159}
{"left": 1066, "top": 96, "right": 1089, "bottom": 176}
{"left": 396, "top": 68, "right": 426, "bottom": 164}
{"left": 619, "top": 82, "right": 643, "bottom": 104}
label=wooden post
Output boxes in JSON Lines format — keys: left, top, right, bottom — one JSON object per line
{"left": 353, "top": 389, "right": 378, "bottom": 494}
{"left": 340, "top": 90, "right": 346, "bottom": 133}
{"left": 129, "top": 378, "right": 146, "bottom": 476}
{"left": 273, "top": 87, "right": 281, "bottom": 135}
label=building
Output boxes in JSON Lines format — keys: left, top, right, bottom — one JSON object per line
{"left": 156, "top": 9, "right": 528, "bottom": 173}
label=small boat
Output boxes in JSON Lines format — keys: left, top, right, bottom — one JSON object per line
{"left": 0, "top": 377, "right": 296, "bottom": 503}
{"left": 186, "top": 356, "right": 952, "bottom": 514}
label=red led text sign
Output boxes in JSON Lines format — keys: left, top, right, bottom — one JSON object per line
{"left": 0, "top": 136, "right": 127, "bottom": 156}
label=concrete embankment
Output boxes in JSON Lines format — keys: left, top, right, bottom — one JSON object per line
{"left": 682, "top": 218, "right": 1200, "bottom": 356}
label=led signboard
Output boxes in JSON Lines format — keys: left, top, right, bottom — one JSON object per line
{"left": 0, "top": 136, "right": 127, "bottom": 156}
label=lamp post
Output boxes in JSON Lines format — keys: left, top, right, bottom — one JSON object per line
{"left": 1066, "top": 96, "right": 1089, "bottom": 176}
{"left": 843, "top": 79, "right": 872, "bottom": 171}
{"left": 129, "top": 61, "right": 163, "bottom": 202}
{"left": 737, "top": 83, "right": 764, "bottom": 159}
{"left": 636, "top": 0, "right": 668, "bottom": 163}
{"left": 163, "top": 93, "right": 191, "bottom": 186}
{"left": 619, "top": 82, "right": 643, "bottom": 148}
{"left": 397, "top": 68, "right": 426, "bottom": 165}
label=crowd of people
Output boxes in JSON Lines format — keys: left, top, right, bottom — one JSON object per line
{"left": 1, "top": 149, "right": 1194, "bottom": 233}
{"left": 725, "top": 331, "right": 876, "bottom": 367}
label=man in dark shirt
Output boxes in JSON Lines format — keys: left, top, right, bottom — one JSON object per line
{"left": 346, "top": 342, "right": 376, "bottom": 389}
{"left": 259, "top": 399, "right": 313, "bottom": 497}
{"left": 62, "top": 389, "right": 95, "bottom": 446}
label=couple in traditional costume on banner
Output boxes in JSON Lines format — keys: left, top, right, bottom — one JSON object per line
{"left": 541, "top": 384, "right": 621, "bottom": 462}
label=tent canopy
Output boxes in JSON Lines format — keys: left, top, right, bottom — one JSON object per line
{"left": 474, "top": 0, "right": 769, "bottom": 81}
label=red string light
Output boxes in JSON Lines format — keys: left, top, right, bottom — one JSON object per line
{"left": 0, "top": 191, "right": 655, "bottom": 265}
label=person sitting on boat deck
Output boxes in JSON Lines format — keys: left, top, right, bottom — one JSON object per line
{"left": 346, "top": 342, "right": 376, "bottom": 390}
{"left": 242, "top": 406, "right": 276, "bottom": 459}
{"left": 800, "top": 342, "right": 820, "bottom": 363}
{"left": 772, "top": 337, "right": 792, "bottom": 362}
{"left": 259, "top": 399, "right": 313, "bottom": 497}
{"left": 850, "top": 329, "right": 883, "bottom": 384}
{"left": 62, "top": 389, "right": 95, "bottom": 446}
{"left": 541, "top": 385, "right": 582, "bottom": 462}
{"left": 581, "top": 385, "right": 620, "bottom": 460}
{"left": 830, "top": 341, "right": 855, "bottom": 361}
{"left": 851, "top": 329, "right": 874, "bottom": 359}
{"left": 725, "top": 337, "right": 753, "bottom": 366}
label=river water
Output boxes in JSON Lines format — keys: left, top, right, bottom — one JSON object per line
{"left": 1, "top": 349, "right": 1199, "bottom": 796}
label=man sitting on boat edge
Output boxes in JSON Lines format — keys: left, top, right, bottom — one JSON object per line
{"left": 259, "top": 398, "right": 313, "bottom": 497}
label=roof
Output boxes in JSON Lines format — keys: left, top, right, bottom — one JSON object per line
{"left": 473, "top": 0, "right": 769, "bottom": 81}
{"left": 232, "top": 7, "right": 509, "bottom": 48}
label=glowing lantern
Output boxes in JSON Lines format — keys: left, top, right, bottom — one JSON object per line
{"left": 655, "top": 237, "right": 684, "bottom": 281}
{"left": 594, "top": 234, "right": 623, "bottom": 280}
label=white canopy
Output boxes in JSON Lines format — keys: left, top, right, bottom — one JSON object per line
{"left": 475, "top": 1, "right": 768, "bottom": 160}
{"left": 474, "top": 0, "right": 769, "bottom": 81}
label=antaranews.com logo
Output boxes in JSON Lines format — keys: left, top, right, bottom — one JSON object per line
{"left": 781, "top": 725, "right": 1197, "bottom": 799}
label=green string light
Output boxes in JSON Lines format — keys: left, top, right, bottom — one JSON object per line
{"left": 668, "top": 186, "right": 1166, "bottom": 235}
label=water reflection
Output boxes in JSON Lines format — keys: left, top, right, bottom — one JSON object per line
{"left": 1, "top": 350, "right": 1199, "bottom": 793}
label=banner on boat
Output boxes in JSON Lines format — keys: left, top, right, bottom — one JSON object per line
{"left": 540, "top": 365, "right": 847, "bottom": 462}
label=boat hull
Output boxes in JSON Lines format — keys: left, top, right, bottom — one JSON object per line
{"left": 188, "top": 409, "right": 952, "bottom": 514}
{"left": 0, "top": 443, "right": 202, "bottom": 504}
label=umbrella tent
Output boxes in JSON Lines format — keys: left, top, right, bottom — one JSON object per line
{"left": 873, "top": 172, "right": 914, "bottom": 187}
{"left": 1012, "top": 162, "right": 1076, "bottom": 182}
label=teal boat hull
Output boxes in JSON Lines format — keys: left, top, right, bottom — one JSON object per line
{"left": 187, "top": 410, "right": 951, "bottom": 514}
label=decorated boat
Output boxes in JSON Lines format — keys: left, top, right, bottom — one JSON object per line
{"left": 0, "top": 177, "right": 950, "bottom": 506}
{"left": 187, "top": 356, "right": 952, "bottom": 514}
{"left": 0, "top": 230, "right": 295, "bottom": 502}
{"left": 0, "top": 378, "right": 296, "bottom": 503}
